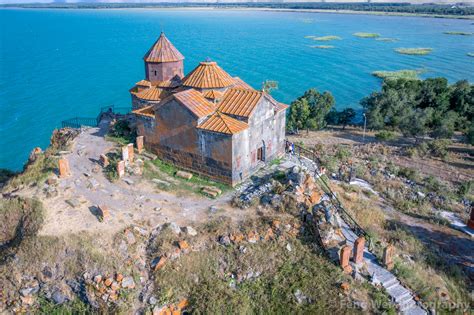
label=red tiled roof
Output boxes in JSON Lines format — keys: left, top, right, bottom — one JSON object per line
{"left": 202, "top": 89, "right": 224, "bottom": 100}
{"left": 197, "top": 112, "right": 248, "bottom": 135}
{"left": 218, "top": 88, "right": 263, "bottom": 118}
{"left": 135, "top": 79, "right": 151, "bottom": 87}
{"left": 172, "top": 89, "right": 215, "bottom": 118}
{"left": 182, "top": 61, "right": 235, "bottom": 89}
{"left": 276, "top": 102, "right": 289, "bottom": 112}
{"left": 132, "top": 105, "right": 155, "bottom": 118}
{"left": 232, "top": 77, "right": 254, "bottom": 90}
{"left": 134, "top": 87, "right": 168, "bottom": 101}
{"left": 144, "top": 32, "right": 184, "bottom": 63}
{"left": 152, "top": 79, "right": 181, "bottom": 88}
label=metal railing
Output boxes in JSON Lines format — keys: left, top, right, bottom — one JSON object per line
{"left": 61, "top": 117, "right": 99, "bottom": 129}
{"left": 286, "top": 140, "right": 368, "bottom": 238}
{"left": 60, "top": 105, "right": 132, "bottom": 129}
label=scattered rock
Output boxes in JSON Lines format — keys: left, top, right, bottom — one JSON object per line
{"left": 152, "top": 178, "right": 171, "bottom": 187}
{"left": 123, "top": 178, "right": 134, "bottom": 185}
{"left": 149, "top": 296, "right": 158, "bottom": 305}
{"left": 183, "top": 226, "right": 197, "bottom": 236}
{"left": 202, "top": 187, "right": 219, "bottom": 198}
{"left": 66, "top": 198, "right": 81, "bottom": 208}
{"left": 294, "top": 289, "right": 308, "bottom": 304}
{"left": 168, "top": 222, "right": 181, "bottom": 235}
{"left": 104, "top": 278, "right": 113, "bottom": 287}
{"left": 115, "top": 274, "right": 124, "bottom": 282}
{"left": 152, "top": 256, "right": 167, "bottom": 271}
{"left": 98, "top": 205, "right": 110, "bottom": 221}
{"left": 340, "top": 282, "right": 350, "bottom": 292}
{"left": 111, "top": 281, "right": 120, "bottom": 291}
{"left": 121, "top": 276, "right": 136, "bottom": 289}
{"left": 46, "top": 177, "right": 58, "bottom": 186}
{"left": 125, "top": 230, "right": 136, "bottom": 245}
{"left": 52, "top": 289, "right": 68, "bottom": 304}
{"left": 219, "top": 235, "right": 231, "bottom": 246}
{"left": 176, "top": 171, "right": 193, "bottom": 180}
{"left": 94, "top": 275, "right": 103, "bottom": 284}
{"left": 247, "top": 231, "right": 259, "bottom": 243}
{"left": 86, "top": 177, "right": 100, "bottom": 189}
{"left": 20, "top": 284, "right": 39, "bottom": 297}
{"left": 178, "top": 240, "right": 190, "bottom": 251}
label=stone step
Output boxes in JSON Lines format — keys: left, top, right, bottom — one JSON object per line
{"left": 383, "top": 278, "right": 399, "bottom": 291}
{"left": 387, "top": 285, "right": 411, "bottom": 303}
{"left": 403, "top": 305, "right": 427, "bottom": 315}
{"left": 398, "top": 293, "right": 414, "bottom": 306}
{"left": 400, "top": 300, "right": 416, "bottom": 312}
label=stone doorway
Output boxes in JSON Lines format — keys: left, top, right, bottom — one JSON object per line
{"left": 257, "top": 141, "right": 266, "bottom": 162}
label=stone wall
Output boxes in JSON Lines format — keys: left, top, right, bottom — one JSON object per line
{"left": 148, "top": 143, "right": 234, "bottom": 185}
{"left": 131, "top": 94, "right": 161, "bottom": 110}
{"left": 136, "top": 116, "right": 156, "bottom": 145}
{"left": 231, "top": 97, "right": 286, "bottom": 184}
{"left": 145, "top": 60, "right": 183, "bottom": 82}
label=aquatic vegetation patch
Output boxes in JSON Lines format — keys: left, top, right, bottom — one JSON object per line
{"left": 353, "top": 32, "right": 380, "bottom": 38}
{"left": 372, "top": 69, "right": 423, "bottom": 81}
{"left": 375, "top": 37, "right": 398, "bottom": 42}
{"left": 395, "top": 48, "right": 433, "bottom": 55}
{"left": 310, "top": 45, "right": 335, "bottom": 49}
{"left": 311, "top": 35, "right": 342, "bottom": 41}
{"left": 443, "top": 31, "right": 473, "bottom": 36}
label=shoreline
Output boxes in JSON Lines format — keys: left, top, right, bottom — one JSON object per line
{"left": 2, "top": 6, "right": 474, "bottom": 20}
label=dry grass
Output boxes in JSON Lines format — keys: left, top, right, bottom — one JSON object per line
{"left": 151, "top": 216, "right": 392, "bottom": 314}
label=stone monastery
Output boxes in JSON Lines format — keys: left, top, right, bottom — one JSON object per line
{"left": 131, "top": 33, "right": 287, "bottom": 186}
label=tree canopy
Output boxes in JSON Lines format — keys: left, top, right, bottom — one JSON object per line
{"left": 287, "top": 88, "right": 335, "bottom": 133}
{"left": 361, "top": 78, "right": 474, "bottom": 142}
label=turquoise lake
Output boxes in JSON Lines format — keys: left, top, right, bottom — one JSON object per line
{"left": 1, "top": 9, "right": 473, "bottom": 171}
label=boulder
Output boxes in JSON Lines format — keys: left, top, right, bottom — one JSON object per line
{"left": 176, "top": 171, "right": 193, "bottom": 180}
{"left": 66, "top": 198, "right": 81, "bottom": 208}
{"left": 121, "top": 276, "right": 136, "bottom": 289}
{"left": 183, "top": 226, "right": 197, "bottom": 236}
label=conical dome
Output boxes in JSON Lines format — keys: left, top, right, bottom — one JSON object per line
{"left": 143, "top": 32, "right": 184, "bottom": 63}
{"left": 182, "top": 61, "right": 235, "bottom": 89}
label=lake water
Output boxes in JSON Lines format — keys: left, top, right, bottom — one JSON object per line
{"left": 1, "top": 9, "right": 473, "bottom": 171}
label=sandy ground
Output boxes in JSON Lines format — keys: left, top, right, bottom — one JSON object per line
{"left": 33, "top": 121, "right": 252, "bottom": 237}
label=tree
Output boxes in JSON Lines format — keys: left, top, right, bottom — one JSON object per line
{"left": 431, "top": 110, "right": 458, "bottom": 139}
{"left": 450, "top": 80, "right": 474, "bottom": 127}
{"left": 338, "top": 108, "right": 356, "bottom": 130}
{"left": 262, "top": 80, "right": 279, "bottom": 94}
{"left": 287, "top": 88, "right": 335, "bottom": 132}
{"left": 361, "top": 77, "right": 473, "bottom": 141}
{"left": 298, "top": 89, "right": 335, "bottom": 130}
{"left": 465, "top": 120, "right": 474, "bottom": 145}
{"left": 400, "top": 108, "right": 433, "bottom": 141}
{"left": 287, "top": 98, "right": 310, "bottom": 134}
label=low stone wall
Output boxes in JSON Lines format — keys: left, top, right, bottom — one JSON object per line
{"left": 148, "top": 143, "right": 234, "bottom": 185}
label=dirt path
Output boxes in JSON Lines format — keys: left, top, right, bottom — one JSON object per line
{"left": 37, "top": 121, "right": 251, "bottom": 237}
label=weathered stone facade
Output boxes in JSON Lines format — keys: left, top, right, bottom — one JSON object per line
{"left": 130, "top": 33, "right": 287, "bottom": 186}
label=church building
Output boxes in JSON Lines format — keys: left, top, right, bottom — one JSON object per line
{"left": 131, "top": 33, "right": 287, "bottom": 186}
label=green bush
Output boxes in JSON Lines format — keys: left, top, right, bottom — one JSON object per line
{"left": 398, "top": 167, "right": 419, "bottom": 182}
{"left": 335, "top": 145, "right": 352, "bottom": 161}
{"left": 375, "top": 130, "right": 397, "bottom": 141}
{"left": 458, "top": 180, "right": 473, "bottom": 199}
{"left": 427, "top": 139, "right": 451, "bottom": 158}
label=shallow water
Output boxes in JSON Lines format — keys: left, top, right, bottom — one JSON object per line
{"left": 1, "top": 9, "right": 473, "bottom": 170}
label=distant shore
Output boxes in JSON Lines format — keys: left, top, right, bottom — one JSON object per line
{"left": 2, "top": 5, "right": 474, "bottom": 20}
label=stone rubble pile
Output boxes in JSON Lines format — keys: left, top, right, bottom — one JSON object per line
{"left": 234, "top": 164, "right": 324, "bottom": 210}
